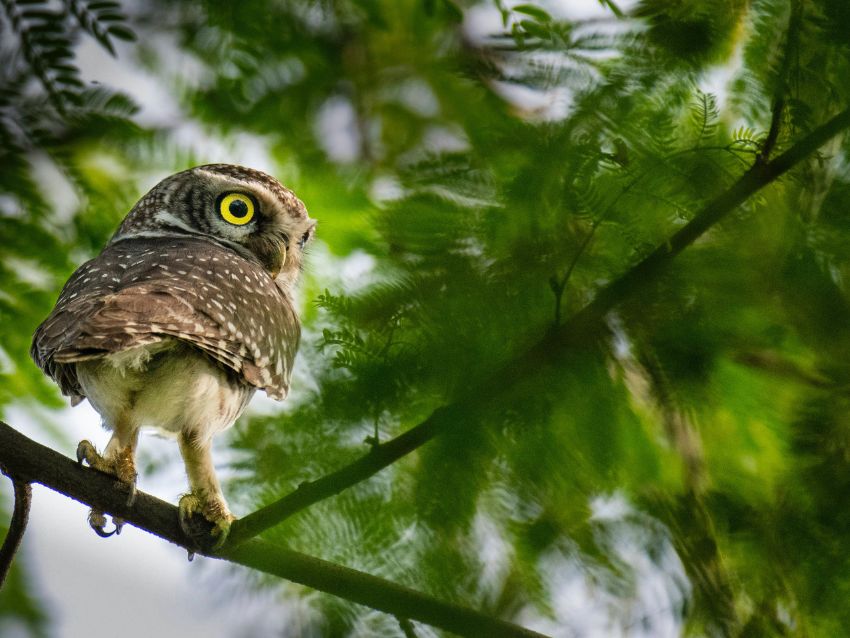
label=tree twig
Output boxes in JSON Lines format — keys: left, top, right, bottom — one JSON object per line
{"left": 0, "top": 421, "right": 549, "bottom": 638}
{"left": 0, "top": 475, "right": 32, "bottom": 589}
{"left": 230, "top": 103, "right": 850, "bottom": 544}
{"left": 758, "top": 0, "right": 802, "bottom": 164}
{"left": 398, "top": 616, "right": 419, "bottom": 638}
{"left": 229, "top": 404, "right": 452, "bottom": 544}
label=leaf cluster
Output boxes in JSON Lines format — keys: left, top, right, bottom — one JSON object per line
{"left": 5, "top": 0, "right": 850, "bottom": 636}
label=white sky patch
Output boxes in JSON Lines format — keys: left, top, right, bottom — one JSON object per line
{"left": 463, "top": 3, "right": 506, "bottom": 46}
{"left": 590, "top": 491, "right": 632, "bottom": 521}
{"left": 421, "top": 124, "right": 470, "bottom": 154}
{"left": 491, "top": 79, "right": 573, "bottom": 121}
{"left": 78, "top": 28, "right": 275, "bottom": 174}
{"left": 520, "top": 493, "right": 689, "bottom": 638}
{"left": 699, "top": 30, "right": 744, "bottom": 116}
{"left": 465, "top": 0, "right": 639, "bottom": 46}
{"left": 243, "top": 56, "right": 307, "bottom": 104}
{"left": 29, "top": 153, "right": 80, "bottom": 223}
{"left": 464, "top": 0, "right": 635, "bottom": 122}
{"left": 0, "top": 346, "right": 13, "bottom": 374}
{"left": 546, "top": 0, "right": 641, "bottom": 20}
{"left": 306, "top": 243, "right": 378, "bottom": 294}
{"left": 0, "top": 194, "right": 25, "bottom": 218}
{"left": 472, "top": 511, "right": 513, "bottom": 604}
{"left": 315, "top": 96, "right": 363, "bottom": 164}
{"left": 369, "top": 174, "right": 405, "bottom": 203}
{"left": 75, "top": 37, "right": 184, "bottom": 127}
{"left": 385, "top": 78, "right": 441, "bottom": 118}
{"left": 340, "top": 250, "right": 377, "bottom": 289}
{"left": 4, "top": 256, "right": 53, "bottom": 289}
{"left": 607, "top": 312, "right": 633, "bottom": 360}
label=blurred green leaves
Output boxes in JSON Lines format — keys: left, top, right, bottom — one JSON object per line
{"left": 5, "top": 0, "right": 850, "bottom": 635}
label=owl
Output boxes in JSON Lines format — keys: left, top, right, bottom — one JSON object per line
{"left": 30, "top": 164, "right": 316, "bottom": 548}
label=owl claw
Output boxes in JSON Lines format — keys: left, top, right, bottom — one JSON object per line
{"left": 125, "top": 481, "right": 137, "bottom": 507}
{"left": 209, "top": 518, "right": 232, "bottom": 551}
{"left": 178, "top": 493, "right": 233, "bottom": 552}
{"left": 88, "top": 509, "right": 118, "bottom": 538}
{"left": 77, "top": 440, "right": 104, "bottom": 469}
{"left": 178, "top": 493, "right": 201, "bottom": 533}
{"left": 77, "top": 439, "right": 136, "bottom": 537}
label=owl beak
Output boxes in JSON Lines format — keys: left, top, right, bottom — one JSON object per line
{"left": 270, "top": 244, "right": 287, "bottom": 277}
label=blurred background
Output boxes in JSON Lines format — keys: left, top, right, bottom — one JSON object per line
{"left": 3, "top": 0, "right": 850, "bottom": 636}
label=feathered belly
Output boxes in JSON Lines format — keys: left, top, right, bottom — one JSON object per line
{"left": 76, "top": 340, "right": 255, "bottom": 441}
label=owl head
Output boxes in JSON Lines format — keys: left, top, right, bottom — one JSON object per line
{"left": 112, "top": 164, "right": 316, "bottom": 284}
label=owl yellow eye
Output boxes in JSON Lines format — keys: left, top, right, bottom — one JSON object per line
{"left": 218, "top": 193, "right": 256, "bottom": 226}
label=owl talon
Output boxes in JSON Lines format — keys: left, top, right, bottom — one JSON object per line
{"left": 178, "top": 493, "right": 233, "bottom": 551}
{"left": 210, "top": 518, "right": 232, "bottom": 551}
{"left": 77, "top": 440, "right": 103, "bottom": 469}
{"left": 88, "top": 509, "right": 117, "bottom": 538}
{"left": 178, "top": 493, "right": 201, "bottom": 535}
{"left": 125, "top": 481, "right": 137, "bottom": 507}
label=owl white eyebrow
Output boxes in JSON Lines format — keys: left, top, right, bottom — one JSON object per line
{"left": 117, "top": 211, "right": 256, "bottom": 260}
{"left": 112, "top": 228, "right": 255, "bottom": 260}
{"left": 154, "top": 210, "right": 210, "bottom": 236}
{"left": 156, "top": 209, "right": 261, "bottom": 260}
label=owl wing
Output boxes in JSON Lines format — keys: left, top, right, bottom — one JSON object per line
{"left": 31, "top": 236, "right": 299, "bottom": 401}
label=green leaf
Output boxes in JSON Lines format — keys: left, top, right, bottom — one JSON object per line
{"left": 106, "top": 25, "right": 135, "bottom": 41}
{"left": 512, "top": 4, "right": 552, "bottom": 22}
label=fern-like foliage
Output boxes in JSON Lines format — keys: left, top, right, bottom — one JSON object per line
{"left": 7, "top": 0, "right": 850, "bottom": 635}
{"left": 0, "top": 0, "right": 83, "bottom": 111}
{"left": 65, "top": 0, "right": 134, "bottom": 55}
{"left": 689, "top": 89, "right": 719, "bottom": 143}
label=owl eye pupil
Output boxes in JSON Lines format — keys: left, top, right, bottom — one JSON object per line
{"left": 229, "top": 199, "right": 249, "bottom": 218}
{"left": 218, "top": 193, "right": 256, "bottom": 226}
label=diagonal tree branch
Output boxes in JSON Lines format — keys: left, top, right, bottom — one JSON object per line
{"left": 0, "top": 420, "right": 549, "bottom": 638}
{"left": 231, "top": 103, "right": 850, "bottom": 545}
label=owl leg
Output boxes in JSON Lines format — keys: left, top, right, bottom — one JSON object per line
{"left": 77, "top": 427, "right": 139, "bottom": 537}
{"left": 177, "top": 431, "right": 234, "bottom": 550}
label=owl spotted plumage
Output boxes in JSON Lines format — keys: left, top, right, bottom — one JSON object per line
{"left": 31, "top": 164, "right": 316, "bottom": 547}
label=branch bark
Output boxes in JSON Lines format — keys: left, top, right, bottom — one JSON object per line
{"left": 0, "top": 420, "right": 549, "bottom": 638}
{"left": 0, "top": 475, "right": 32, "bottom": 588}
{"left": 231, "top": 103, "right": 850, "bottom": 544}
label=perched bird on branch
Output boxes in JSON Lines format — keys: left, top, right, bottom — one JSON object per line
{"left": 30, "top": 164, "right": 316, "bottom": 548}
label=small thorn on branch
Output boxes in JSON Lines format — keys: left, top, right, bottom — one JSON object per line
{"left": 549, "top": 274, "right": 567, "bottom": 329}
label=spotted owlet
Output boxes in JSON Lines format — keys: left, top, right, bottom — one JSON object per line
{"left": 31, "top": 164, "right": 316, "bottom": 547}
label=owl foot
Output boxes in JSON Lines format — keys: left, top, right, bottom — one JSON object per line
{"left": 88, "top": 509, "right": 122, "bottom": 538}
{"left": 77, "top": 440, "right": 136, "bottom": 538}
{"left": 178, "top": 493, "right": 234, "bottom": 552}
{"left": 76, "top": 439, "right": 110, "bottom": 471}
{"left": 76, "top": 439, "right": 138, "bottom": 506}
